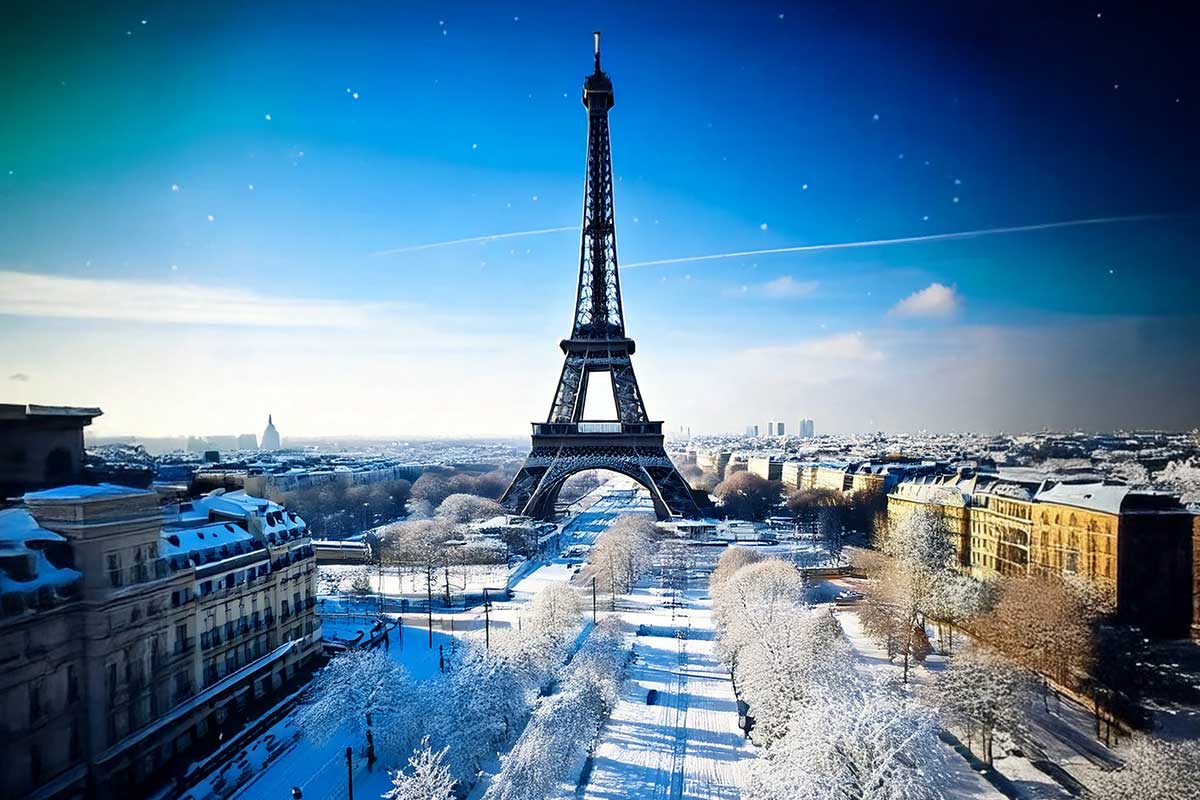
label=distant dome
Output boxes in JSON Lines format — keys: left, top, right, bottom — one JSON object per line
{"left": 261, "top": 414, "right": 281, "bottom": 451}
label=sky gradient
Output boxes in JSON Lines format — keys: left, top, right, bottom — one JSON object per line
{"left": 2, "top": 1, "right": 1198, "bottom": 437}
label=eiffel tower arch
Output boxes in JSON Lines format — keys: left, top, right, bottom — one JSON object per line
{"left": 502, "top": 33, "right": 706, "bottom": 521}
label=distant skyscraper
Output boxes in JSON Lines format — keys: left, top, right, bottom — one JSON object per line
{"left": 261, "top": 414, "right": 281, "bottom": 450}
{"left": 799, "top": 419, "right": 815, "bottom": 438}
{"left": 237, "top": 433, "right": 258, "bottom": 450}
{"left": 745, "top": 424, "right": 760, "bottom": 437}
{"left": 767, "top": 421, "right": 785, "bottom": 436}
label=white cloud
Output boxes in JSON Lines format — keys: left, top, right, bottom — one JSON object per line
{"left": 725, "top": 275, "right": 819, "bottom": 299}
{"left": 889, "top": 282, "right": 961, "bottom": 318}
{"left": 762, "top": 276, "right": 819, "bottom": 298}
{"left": 0, "top": 269, "right": 398, "bottom": 329}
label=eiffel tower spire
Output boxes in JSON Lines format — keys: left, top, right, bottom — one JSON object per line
{"left": 502, "top": 35, "right": 705, "bottom": 521}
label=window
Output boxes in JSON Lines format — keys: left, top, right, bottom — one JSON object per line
{"left": 107, "top": 552, "right": 123, "bottom": 588}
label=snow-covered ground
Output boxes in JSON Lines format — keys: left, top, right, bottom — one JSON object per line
{"left": 580, "top": 569, "right": 754, "bottom": 799}
{"left": 832, "top": 610, "right": 1009, "bottom": 799}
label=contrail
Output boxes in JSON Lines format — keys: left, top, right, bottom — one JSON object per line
{"left": 373, "top": 225, "right": 576, "bottom": 256}
{"left": 620, "top": 213, "right": 1169, "bottom": 269}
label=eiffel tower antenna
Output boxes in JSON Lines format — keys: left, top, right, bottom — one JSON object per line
{"left": 502, "top": 34, "right": 705, "bottom": 521}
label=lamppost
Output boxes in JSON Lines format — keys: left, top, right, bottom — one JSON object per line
{"left": 483, "top": 587, "right": 492, "bottom": 650}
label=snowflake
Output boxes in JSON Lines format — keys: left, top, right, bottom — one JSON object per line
{"left": 471, "top": 143, "right": 478, "bottom": 149}
{"left": 802, "top": 183, "right": 809, "bottom": 190}
{"left": 264, "top": 113, "right": 272, "bottom": 121}
{"left": 872, "top": 113, "right": 879, "bottom": 121}
{"left": 352, "top": 91, "right": 359, "bottom": 100}
{"left": 171, "top": 184, "right": 179, "bottom": 192}
{"left": 922, "top": 215, "right": 929, "bottom": 221}
{"left": 170, "top": 264, "right": 177, "bottom": 271}
{"left": 531, "top": 195, "right": 539, "bottom": 201}
{"left": 760, "top": 223, "right": 768, "bottom": 231}
{"left": 248, "top": 183, "right": 254, "bottom": 190}
{"left": 207, "top": 214, "right": 215, "bottom": 221}
{"left": 952, "top": 196, "right": 960, "bottom": 203}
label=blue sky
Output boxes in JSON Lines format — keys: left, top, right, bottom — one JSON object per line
{"left": 1, "top": 1, "right": 1198, "bottom": 436}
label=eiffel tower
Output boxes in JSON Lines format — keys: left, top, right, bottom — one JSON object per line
{"left": 502, "top": 33, "right": 705, "bottom": 521}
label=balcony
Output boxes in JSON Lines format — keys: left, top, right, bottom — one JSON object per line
{"left": 531, "top": 421, "right": 663, "bottom": 436}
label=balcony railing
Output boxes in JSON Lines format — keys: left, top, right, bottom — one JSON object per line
{"left": 532, "top": 421, "right": 663, "bottom": 436}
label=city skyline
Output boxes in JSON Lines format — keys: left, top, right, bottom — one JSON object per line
{"left": 3, "top": 2, "right": 1199, "bottom": 437}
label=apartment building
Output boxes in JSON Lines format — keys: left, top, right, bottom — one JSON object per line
{"left": 0, "top": 484, "right": 320, "bottom": 799}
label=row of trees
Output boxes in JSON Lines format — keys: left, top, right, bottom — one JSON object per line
{"left": 269, "top": 478, "right": 412, "bottom": 537}
{"left": 585, "top": 514, "right": 659, "bottom": 606}
{"left": 709, "top": 549, "right": 949, "bottom": 799}
{"left": 296, "top": 582, "right": 586, "bottom": 796}
{"left": 484, "top": 617, "right": 629, "bottom": 799}
{"left": 857, "top": 508, "right": 1200, "bottom": 791}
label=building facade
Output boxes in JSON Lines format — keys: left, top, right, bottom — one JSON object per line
{"left": 0, "top": 484, "right": 320, "bottom": 799}
{"left": 886, "top": 473, "right": 1196, "bottom": 637}
{"left": 747, "top": 456, "right": 784, "bottom": 482}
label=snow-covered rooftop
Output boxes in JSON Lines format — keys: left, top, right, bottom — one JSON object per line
{"left": 160, "top": 521, "right": 254, "bottom": 559}
{"left": 0, "top": 508, "right": 81, "bottom": 597}
{"left": 1033, "top": 481, "right": 1130, "bottom": 515}
{"left": 23, "top": 483, "right": 152, "bottom": 502}
{"left": 0, "top": 508, "right": 66, "bottom": 544}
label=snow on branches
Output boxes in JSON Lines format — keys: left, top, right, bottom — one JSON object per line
{"left": 586, "top": 514, "right": 658, "bottom": 604}
{"left": 484, "top": 618, "right": 630, "bottom": 800}
{"left": 294, "top": 650, "right": 421, "bottom": 763}
{"left": 746, "top": 673, "right": 949, "bottom": 800}
{"left": 713, "top": 554, "right": 948, "bottom": 799}
{"left": 384, "top": 737, "right": 456, "bottom": 800}
{"left": 929, "top": 646, "right": 1033, "bottom": 765}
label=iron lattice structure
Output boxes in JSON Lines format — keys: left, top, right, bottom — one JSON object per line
{"left": 502, "top": 34, "right": 704, "bottom": 521}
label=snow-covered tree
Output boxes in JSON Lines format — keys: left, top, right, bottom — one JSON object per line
{"left": 931, "top": 647, "right": 1033, "bottom": 764}
{"left": 923, "top": 571, "right": 993, "bottom": 654}
{"left": 1088, "top": 736, "right": 1200, "bottom": 800}
{"left": 526, "top": 582, "right": 583, "bottom": 656}
{"left": 735, "top": 608, "right": 850, "bottom": 746}
{"left": 746, "top": 673, "right": 948, "bottom": 800}
{"left": 712, "top": 559, "right": 806, "bottom": 674}
{"left": 380, "top": 518, "right": 456, "bottom": 605}
{"left": 1155, "top": 457, "right": 1200, "bottom": 506}
{"left": 484, "top": 619, "right": 629, "bottom": 800}
{"left": 587, "top": 514, "right": 658, "bottom": 604}
{"left": 294, "top": 650, "right": 418, "bottom": 764}
{"left": 384, "top": 737, "right": 456, "bottom": 800}
{"left": 710, "top": 546, "right": 765, "bottom": 589}
{"left": 871, "top": 506, "right": 958, "bottom": 681}
{"left": 435, "top": 493, "right": 504, "bottom": 524}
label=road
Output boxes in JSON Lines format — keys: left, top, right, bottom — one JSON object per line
{"left": 580, "top": 554, "right": 754, "bottom": 800}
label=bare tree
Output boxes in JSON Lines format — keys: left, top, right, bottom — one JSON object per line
{"left": 712, "top": 472, "right": 783, "bottom": 520}
{"left": 977, "top": 573, "right": 1099, "bottom": 708}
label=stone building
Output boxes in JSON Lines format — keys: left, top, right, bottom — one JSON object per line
{"left": 746, "top": 456, "right": 784, "bottom": 482}
{"left": 0, "top": 484, "right": 320, "bottom": 799}
{"left": 0, "top": 405, "right": 101, "bottom": 504}
{"left": 260, "top": 415, "right": 281, "bottom": 451}
{"left": 886, "top": 472, "right": 1196, "bottom": 637}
